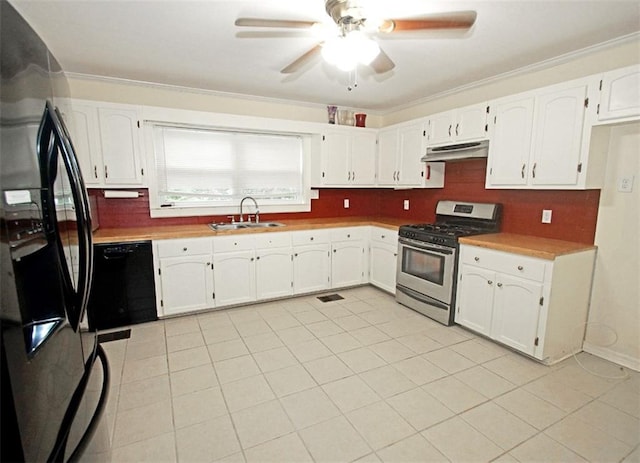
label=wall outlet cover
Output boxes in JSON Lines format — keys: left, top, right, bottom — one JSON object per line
{"left": 403, "top": 199, "right": 410, "bottom": 210}
{"left": 618, "top": 176, "right": 634, "bottom": 193}
{"left": 343, "top": 199, "right": 349, "bottom": 208}
{"left": 542, "top": 209, "right": 552, "bottom": 224}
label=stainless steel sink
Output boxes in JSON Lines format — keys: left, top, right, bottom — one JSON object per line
{"left": 209, "top": 222, "right": 285, "bottom": 231}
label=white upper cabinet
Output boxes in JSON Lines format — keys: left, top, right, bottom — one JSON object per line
{"left": 426, "top": 103, "right": 489, "bottom": 147}
{"left": 319, "top": 128, "right": 377, "bottom": 186}
{"left": 67, "top": 100, "right": 146, "bottom": 188}
{"left": 597, "top": 64, "right": 640, "bottom": 122}
{"left": 486, "top": 77, "right": 604, "bottom": 190}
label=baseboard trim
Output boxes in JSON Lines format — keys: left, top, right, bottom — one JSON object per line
{"left": 583, "top": 341, "right": 640, "bottom": 372}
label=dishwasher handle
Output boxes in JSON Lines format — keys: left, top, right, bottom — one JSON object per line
{"left": 101, "top": 244, "right": 138, "bottom": 260}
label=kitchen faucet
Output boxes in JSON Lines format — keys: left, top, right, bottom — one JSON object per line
{"left": 239, "top": 196, "right": 259, "bottom": 223}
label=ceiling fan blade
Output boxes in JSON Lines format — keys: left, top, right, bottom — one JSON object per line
{"left": 378, "top": 11, "right": 477, "bottom": 33}
{"left": 235, "top": 18, "right": 317, "bottom": 29}
{"left": 370, "top": 48, "right": 395, "bottom": 74}
{"left": 236, "top": 31, "right": 313, "bottom": 39}
{"left": 281, "top": 44, "right": 323, "bottom": 74}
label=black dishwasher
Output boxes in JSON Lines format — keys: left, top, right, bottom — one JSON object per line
{"left": 87, "top": 241, "right": 157, "bottom": 331}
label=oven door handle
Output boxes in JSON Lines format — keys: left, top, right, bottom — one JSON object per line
{"left": 399, "top": 238, "right": 454, "bottom": 255}
{"left": 396, "top": 285, "right": 450, "bottom": 310}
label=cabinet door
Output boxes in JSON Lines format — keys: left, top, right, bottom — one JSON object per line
{"left": 293, "top": 244, "right": 331, "bottom": 294}
{"left": 456, "top": 104, "right": 488, "bottom": 142}
{"left": 213, "top": 251, "right": 256, "bottom": 307}
{"left": 491, "top": 274, "right": 543, "bottom": 355}
{"left": 455, "top": 265, "right": 495, "bottom": 337}
{"left": 531, "top": 85, "right": 587, "bottom": 186}
{"left": 369, "top": 242, "right": 397, "bottom": 293}
{"left": 598, "top": 65, "right": 640, "bottom": 121}
{"left": 427, "top": 111, "right": 455, "bottom": 146}
{"left": 98, "top": 107, "right": 143, "bottom": 185}
{"left": 321, "top": 132, "right": 350, "bottom": 185}
{"left": 159, "top": 255, "right": 214, "bottom": 316}
{"left": 350, "top": 131, "right": 377, "bottom": 185}
{"left": 486, "top": 96, "right": 534, "bottom": 187}
{"left": 377, "top": 128, "right": 399, "bottom": 186}
{"left": 256, "top": 248, "right": 293, "bottom": 300}
{"left": 67, "top": 103, "right": 103, "bottom": 185}
{"left": 397, "top": 123, "right": 424, "bottom": 186}
{"left": 331, "top": 241, "right": 365, "bottom": 288}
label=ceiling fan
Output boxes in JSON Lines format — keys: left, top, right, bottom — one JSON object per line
{"left": 235, "top": 0, "right": 477, "bottom": 75}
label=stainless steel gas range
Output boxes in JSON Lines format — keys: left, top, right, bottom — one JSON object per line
{"left": 396, "top": 201, "right": 502, "bottom": 326}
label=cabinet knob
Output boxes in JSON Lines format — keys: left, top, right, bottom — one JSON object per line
{"left": 474, "top": 256, "right": 480, "bottom": 262}
{"left": 381, "top": 235, "right": 385, "bottom": 239}
{"left": 488, "top": 280, "right": 493, "bottom": 285}
{"left": 517, "top": 265, "right": 524, "bottom": 271}
{"left": 310, "top": 237, "right": 314, "bottom": 241}
{"left": 256, "top": 256, "right": 260, "bottom": 260}
{"left": 333, "top": 249, "right": 336, "bottom": 253}
{"left": 250, "top": 257, "right": 254, "bottom": 261}
{"left": 497, "top": 282, "right": 503, "bottom": 287}
{"left": 183, "top": 247, "right": 187, "bottom": 251}
{"left": 294, "top": 253, "right": 298, "bottom": 257}
{"left": 347, "top": 234, "right": 351, "bottom": 238}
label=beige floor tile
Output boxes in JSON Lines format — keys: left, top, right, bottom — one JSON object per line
{"left": 322, "top": 375, "right": 380, "bottom": 412}
{"left": 524, "top": 374, "right": 592, "bottom": 412}
{"left": 234, "top": 319, "right": 272, "bottom": 337}
{"left": 197, "top": 310, "right": 233, "bottom": 331}
{"left": 545, "top": 414, "right": 632, "bottom": 462}
{"left": 121, "top": 354, "right": 168, "bottom": 384}
{"left": 396, "top": 333, "right": 443, "bottom": 354}
{"left": 166, "top": 330, "right": 204, "bottom": 353}
{"left": 572, "top": 400, "right": 640, "bottom": 446}
{"left": 167, "top": 345, "right": 211, "bottom": 372}
{"left": 320, "top": 332, "right": 362, "bottom": 354}
{"left": 232, "top": 399, "right": 294, "bottom": 448}
{"left": 392, "top": 356, "right": 448, "bottom": 385}
{"left": 601, "top": 379, "right": 640, "bottom": 418}
{"left": 423, "top": 347, "right": 476, "bottom": 374}
{"left": 304, "top": 355, "right": 353, "bottom": 384}
{"left": 454, "top": 365, "right": 516, "bottom": 398}
{"left": 280, "top": 299, "right": 316, "bottom": 313}
{"left": 422, "top": 325, "right": 471, "bottom": 346}
{"left": 422, "top": 416, "right": 503, "bottom": 462}
{"left": 359, "top": 308, "right": 399, "bottom": 325}
{"left": 244, "top": 432, "right": 313, "bottom": 463}
{"left": 228, "top": 308, "right": 261, "bottom": 324}
{"left": 253, "top": 302, "right": 289, "bottom": 319}
{"left": 483, "top": 354, "right": 550, "bottom": 385}
{"left": 264, "top": 364, "right": 317, "bottom": 397}
{"left": 113, "top": 399, "right": 173, "bottom": 448}
{"left": 243, "top": 331, "right": 284, "bottom": 353}
{"left": 386, "top": 387, "right": 454, "bottom": 431}
{"left": 317, "top": 304, "right": 353, "bottom": 319}
{"left": 450, "top": 339, "right": 509, "bottom": 364}
{"left": 214, "top": 354, "right": 261, "bottom": 384}
{"left": 118, "top": 374, "right": 170, "bottom": 411}
{"left": 280, "top": 386, "right": 341, "bottom": 429}
{"left": 623, "top": 446, "right": 639, "bottom": 462}
{"left": 221, "top": 374, "right": 275, "bottom": 412}
{"left": 175, "top": 415, "right": 241, "bottom": 462}
{"left": 110, "top": 431, "right": 176, "bottom": 462}
{"left": 510, "top": 433, "right": 587, "bottom": 462}
{"left": 377, "top": 318, "right": 425, "bottom": 338}
{"left": 422, "top": 376, "right": 487, "bottom": 414}
{"left": 207, "top": 338, "right": 249, "bottom": 362}
{"left": 360, "top": 365, "right": 416, "bottom": 398}
{"left": 333, "top": 314, "right": 370, "bottom": 331}
{"left": 494, "top": 388, "right": 566, "bottom": 430}
{"left": 164, "top": 316, "right": 200, "bottom": 337}
{"left": 170, "top": 363, "right": 218, "bottom": 397}
{"left": 350, "top": 326, "right": 392, "bottom": 346}
{"left": 338, "top": 347, "right": 386, "bottom": 373}
{"left": 376, "top": 433, "right": 448, "bottom": 463}
{"left": 287, "top": 338, "right": 333, "bottom": 363}
{"left": 125, "top": 337, "right": 166, "bottom": 362}
{"left": 127, "top": 322, "right": 165, "bottom": 344}
{"left": 265, "top": 313, "right": 301, "bottom": 331}
{"left": 253, "top": 346, "right": 298, "bottom": 373}
{"left": 202, "top": 324, "right": 240, "bottom": 344}
{"left": 293, "top": 309, "right": 328, "bottom": 325}
{"left": 172, "top": 386, "right": 227, "bottom": 429}
{"left": 547, "top": 363, "right": 621, "bottom": 397}
{"left": 347, "top": 401, "right": 415, "bottom": 451}
{"left": 461, "top": 402, "right": 537, "bottom": 450}
{"left": 299, "top": 415, "right": 371, "bottom": 462}
{"left": 276, "top": 325, "right": 316, "bottom": 345}
{"left": 342, "top": 300, "right": 379, "bottom": 314}
{"left": 369, "top": 339, "right": 414, "bottom": 363}
{"left": 306, "top": 319, "right": 344, "bottom": 337}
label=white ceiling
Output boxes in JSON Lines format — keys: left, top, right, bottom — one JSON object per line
{"left": 10, "top": 0, "right": 640, "bottom": 111}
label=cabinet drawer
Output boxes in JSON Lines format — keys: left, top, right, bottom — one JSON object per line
{"left": 254, "top": 231, "right": 291, "bottom": 249}
{"left": 369, "top": 227, "right": 398, "bottom": 245}
{"left": 330, "top": 227, "right": 366, "bottom": 242}
{"left": 461, "top": 246, "right": 546, "bottom": 282}
{"left": 156, "top": 238, "right": 212, "bottom": 258}
{"left": 214, "top": 235, "right": 255, "bottom": 253}
{"left": 291, "top": 229, "right": 330, "bottom": 246}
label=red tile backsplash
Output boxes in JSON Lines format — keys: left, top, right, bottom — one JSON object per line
{"left": 90, "top": 158, "right": 600, "bottom": 244}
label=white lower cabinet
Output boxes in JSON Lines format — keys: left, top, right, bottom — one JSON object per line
{"left": 368, "top": 227, "right": 398, "bottom": 293}
{"left": 455, "top": 243, "right": 596, "bottom": 364}
{"left": 154, "top": 238, "right": 215, "bottom": 316}
{"left": 213, "top": 250, "right": 256, "bottom": 307}
{"left": 331, "top": 228, "right": 366, "bottom": 288}
{"left": 256, "top": 247, "right": 293, "bottom": 300}
{"left": 292, "top": 230, "right": 331, "bottom": 294}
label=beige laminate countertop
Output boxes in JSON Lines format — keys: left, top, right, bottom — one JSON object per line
{"left": 92, "top": 217, "right": 405, "bottom": 244}
{"left": 458, "top": 233, "right": 597, "bottom": 260}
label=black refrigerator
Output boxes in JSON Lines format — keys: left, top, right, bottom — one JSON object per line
{"left": 1, "top": 2, "right": 111, "bottom": 461}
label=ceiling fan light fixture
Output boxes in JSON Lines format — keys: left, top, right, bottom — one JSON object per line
{"left": 321, "top": 30, "right": 380, "bottom": 71}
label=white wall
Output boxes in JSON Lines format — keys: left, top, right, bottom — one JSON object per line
{"left": 584, "top": 122, "right": 640, "bottom": 371}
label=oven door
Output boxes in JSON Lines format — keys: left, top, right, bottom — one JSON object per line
{"left": 396, "top": 237, "right": 456, "bottom": 305}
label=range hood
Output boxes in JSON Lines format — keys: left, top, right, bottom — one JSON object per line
{"left": 421, "top": 140, "right": 489, "bottom": 162}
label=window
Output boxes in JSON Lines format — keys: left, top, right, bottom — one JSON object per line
{"left": 149, "top": 124, "right": 310, "bottom": 217}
